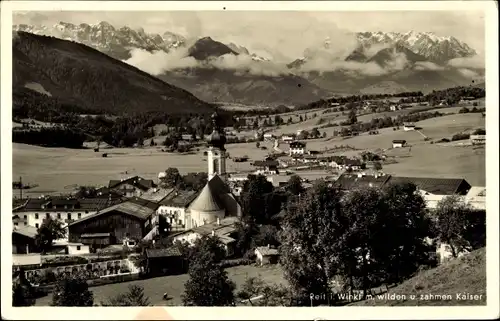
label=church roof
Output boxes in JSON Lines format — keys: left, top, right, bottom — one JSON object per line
{"left": 188, "top": 181, "right": 224, "bottom": 212}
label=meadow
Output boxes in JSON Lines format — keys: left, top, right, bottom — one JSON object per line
{"left": 12, "top": 110, "right": 485, "bottom": 197}
{"left": 34, "top": 264, "right": 286, "bottom": 306}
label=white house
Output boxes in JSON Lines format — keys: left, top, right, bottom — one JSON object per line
{"left": 12, "top": 197, "right": 113, "bottom": 229}
{"left": 392, "top": 140, "right": 407, "bottom": 148}
{"left": 156, "top": 189, "right": 199, "bottom": 231}
{"left": 465, "top": 186, "right": 486, "bottom": 210}
{"left": 281, "top": 135, "right": 294, "bottom": 143}
{"left": 470, "top": 135, "right": 486, "bottom": 145}
{"left": 263, "top": 133, "right": 274, "bottom": 140}
{"left": 289, "top": 141, "right": 306, "bottom": 156}
{"left": 254, "top": 245, "right": 280, "bottom": 266}
{"left": 403, "top": 123, "right": 416, "bottom": 131}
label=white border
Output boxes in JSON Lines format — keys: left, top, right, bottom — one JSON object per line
{"left": 1, "top": 1, "right": 498, "bottom": 320}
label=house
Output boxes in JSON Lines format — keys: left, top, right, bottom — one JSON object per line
{"left": 289, "top": 141, "right": 306, "bottom": 155}
{"left": 389, "top": 105, "right": 400, "bottom": 111}
{"left": 107, "top": 176, "right": 157, "bottom": 197}
{"left": 464, "top": 186, "right": 486, "bottom": 211}
{"left": 12, "top": 196, "right": 121, "bottom": 229}
{"left": 302, "top": 155, "right": 318, "bottom": 164}
{"left": 253, "top": 160, "right": 279, "bottom": 174}
{"left": 144, "top": 247, "right": 186, "bottom": 276}
{"left": 281, "top": 135, "right": 294, "bottom": 143}
{"left": 333, "top": 173, "right": 392, "bottom": 191}
{"left": 12, "top": 226, "right": 38, "bottom": 254}
{"left": 403, "top": 123, "right": 415, "bottom": 131}
{"left": 330, "top": 102, "right": 340, "bottom": 107}
{"left": 344, "top": 158, "right": 364, "bottom": 171}
{"left": 67, "top": 199, "right": 158, "bottom": 251}
{"left": 385, "top": 176, "right": 472, "bottom": 209}
{"left": 156, "top": 189, "right": 199, "bottom": 231}
{"left": 470, "top": 135, "right": 486, "bottom": 145}
{"left": 263, "top": 133, "right": 274, "bottom": 140}
{"left": 392, "top": 140, "right": 407, "bottom": 148}
{"left": 172, "top": 217, "right": 240, "bottom": 257}
{"left": 255, "top": 245, "right": 280, "bottom": 266}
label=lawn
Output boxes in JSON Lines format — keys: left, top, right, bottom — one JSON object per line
{"left": 34, "top": 264, "right": 286, "bottom": 306}
{"left": 349, "top": 248, "right": 486, "bottom": 306}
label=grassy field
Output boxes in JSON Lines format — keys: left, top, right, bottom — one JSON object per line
{"left": 349, "top": 248, "right": 486, "bottom": 306}
{"left": 34, "top": 264, "right": 286, "bottom": 306}
{"left": 12, "top": 111, "right": 485, "bottom": 196}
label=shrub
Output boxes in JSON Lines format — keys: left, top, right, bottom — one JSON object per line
{"left": 220, "top": 258, "right": 253, "bottom": 268}
{"left": 451, "top": 133, "right": 471, "bottom": 141}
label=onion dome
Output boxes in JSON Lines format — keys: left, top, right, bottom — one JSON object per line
{"left": 206, "top": 112, "right": 226, "bottom": 150}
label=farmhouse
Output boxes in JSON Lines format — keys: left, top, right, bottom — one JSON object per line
{"left": 107, "top": 176, "right": 157, "bottom": 197}
{"left": 470, "top": 134, "right": 486, "bottom": 145}
{"left": 465, "top": 186, "right": 486, "bottom": 210}
{"left": 255, "top": 245, "right": 280, "bottom": 266}
{"left": 403, "top": 123, "right": 416, "bottom": 131}
{"left": 172, "top": 216, "right": 240, "bottom": 257}
{"left": 67, "top": 199, "right": 158, "bottom": 251}
{"left": 281, "top": 135, "right": 294, "bottom": 143}
{"left": 289, "top": 141, "right": 306, "bottom": 156}
{"left": 156, "top": 189, "right": 199, "bottom": 231}
{"left": 12, "top": 196, "right": 120, "bottom": 229}
{"left": 392, "top": 140, "right": 407, "bottom": 148}
{"left": 334, "top": 173, "right": 391, "bottom": 191}
{"left": 253, "top": 159, "right": 279, "bottom": 174}
{"left": 263, "top": 133, "right": 275, "bottom": 140}
{"left": 12, "top": 226, "right": 38, "bottom": 254}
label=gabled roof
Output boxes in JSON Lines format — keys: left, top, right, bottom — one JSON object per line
{"left": 385, "top": 176, "right": 471, "bottom": 196}
{"left": 159, "top": 189, "right": 199, "bottom": 208}
{"left": 13, "top": 196, "right": 122, "bottom": 212}
{"left": 334, "top": 173, "right": 392, "bottom": 190}
{"left": 68, "top": 200, "right": 156, "bottom": 226}
{"left": 12, "top": 226, "right": 38, "bottom": 239}
{"left": 255, "top": 246, "right": 279, "bottom": 256}
{"left": 145, "top": 247, "right": 182, "bottom": 258}
{"left": 188, "top": 183, "right": 224, "bottom": 212}
{"left": 108, "top": 176, "right": 156, "bottom": 191}
{"left": 253, "top": 160, "right": 279, "bottom": 167}
{"left": 393, "top": 140, "right": 407, "bottom": 144}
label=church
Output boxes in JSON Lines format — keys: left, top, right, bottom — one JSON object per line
{"left": 183, "top": 112, "right": 242, "bottom": 229}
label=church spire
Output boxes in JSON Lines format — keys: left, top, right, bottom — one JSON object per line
{"left": 206, "top": 112, "right": 226, "bottom": 151}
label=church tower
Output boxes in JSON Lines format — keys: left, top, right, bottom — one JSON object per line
{"left": 206, "top": 112, "right": 227, "bottom": 181}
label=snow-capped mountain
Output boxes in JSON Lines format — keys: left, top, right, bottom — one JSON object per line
{"left": 355, "top": 31, "right": 477, "bottom": 63}
{"left": 14, "top": 21, "right": 186, "bottom": 60}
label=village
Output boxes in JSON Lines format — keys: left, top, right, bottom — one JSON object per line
{"left": 11, "top": 107, "right": 486, "bottom": 306}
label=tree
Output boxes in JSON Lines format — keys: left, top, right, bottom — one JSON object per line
{"left": 162, "top": 167, "right": 182, "bottom": 188}
{"left": 237, "top": 276, "right": 291, "bottom": 306}
{"left": 75, "top": 186, "right": 98, "bottom": 198}
{"left": 240, "top": 175, "right": 276, "bottom": 225}
{"left": 158, "top": 215, "right": 171, "bottom": 235}
{"left": 182, "top": 237, "right": 235, "bottom": 306}
{"left": 51, "top": 275, "right": 94, "bottom": 306}
{"left": 373, "top": 161, "right": 383, "bottom": 171}
{"left": 101, "top": 285, "right": 150, "bottom": 306}
{"left": 286, "top": 175, "right": 304, "bottom": 196}
{"left": 35, "top": 216, "right": 66, "bottom": 253}
{"left": 150, "top": 138, "right": 156, "bottom": 146}
{"left": 237, "top": 276, "right": 265, "bottom": 306}
{"left": 348, "top": 109, "right": 357, "bottom": 125}
{"left": 12, "top": 269, "right": 36, "bottom": 307}
{"left": 280, "top": 181, "right": 346, "bottom": 304}
{"left": 434, "top": 195, "right": 484, "bottom": 258}
{"left": 310, "top": 128, "right": 320, "bottom": 138}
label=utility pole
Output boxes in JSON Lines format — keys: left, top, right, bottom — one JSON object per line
{"left": 19, "top": 176, "right": 23, "bottom": 200}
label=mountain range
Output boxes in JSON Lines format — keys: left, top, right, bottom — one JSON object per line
{"left": 12, "top": 31, "right": 214, "bottom": 115}
{"left": 13, "top": 22, "right": 485, "bottom": 105}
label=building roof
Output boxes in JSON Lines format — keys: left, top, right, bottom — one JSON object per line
{"left": 188, "top": 183, "right": 224, "bottom": 212}
{"left": 108, "top": 176, "right": 156, "bottom": 191}
{"left": 68, "top": 200, "right": 156, "bottom": 226}
{"left": 81, "top": 233, "right": 111, "bottom": 238}
{"left": 334, "top": 173, "right": 392, "bottom": 190}
{"left": 393, "top": 140, "right": 407, "bottom": 144}
{"left": 127, "top": 197, "right": 161, "bottom": 210}
{"left": 12, "top": 226, "right": 38, "bottom": 239}
{"left": 290, "top": 141, "right": 306, "bottom": 148}
{"left": 255, "top": 246, "right": 279, "bottom": 256}
{"left": 140, "top": 188, "right": 175, "bottom": 202}
{"left": 385, "top": 176, "right": 471, "bottom": 196}
{"left": 159, "top": 189, "right": 199, "bottom": 208}
{"left": 253, "top": 160, "right": 279, "bottom": 168}
{"left": 13, "top": 196, "right": 121, "bottom": 212}
{"left": 145, "top": 247, "right": 182, "bottom": 258}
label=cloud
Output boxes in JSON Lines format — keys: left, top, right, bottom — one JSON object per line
{"left": 447, "top": 54, "right": 484, "bottom": 69}
{"left": 415, "top": 61, "right": 445, "bottom": 71}
{"left": 457, "top": 68, "right": 479, "bottom": 78}
{"left": 123, "top": 47, "right": 291, "bottom": 77}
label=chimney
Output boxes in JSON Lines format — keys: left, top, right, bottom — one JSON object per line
{"left": 267, "top": 244, "right": 270, "bottom": 249}
{"left": 211, "top": 230, "right": 215, "bottom": 237}
{"left": 217, "top": 217, "right": 220, "bottom": 226}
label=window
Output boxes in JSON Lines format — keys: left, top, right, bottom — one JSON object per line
{"left": 85, "top": 210, "right": 88, "bottom": 214}
{"left": 14, "top": 222, "right": 18, "bottom": 226}
{"left": 57, "top": 213, "right": 61, "bottom": 219}
{"left": 67, "top": 213, "right": 71, "bottom": 220}
{"left": 24, "top": 222, "right": 27, "bottom": 226}
{"left": 35, "top": 223, "right": 39, "bottom": 228}
{"left": 46, "top": 213, "right": 50, "bottom": 219}
{"left": 23, "top": 215, "right": 27, "bottom": 220}
{"left": 78, "top": 213, "right": 81, "bottom": 219}
{"left": 76, "top": 246, "right": 81, "bottom": 251}
{"left": 34, "top": 213, "right": 39, "bottom": 219}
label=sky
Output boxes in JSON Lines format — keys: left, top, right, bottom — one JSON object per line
{"left": 13, "top": 10, "right": 485, "bottom": 63}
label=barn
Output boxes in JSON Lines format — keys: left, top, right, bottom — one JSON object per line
{"left": 67, "top": 200, "right": 158, "bottom": 251}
